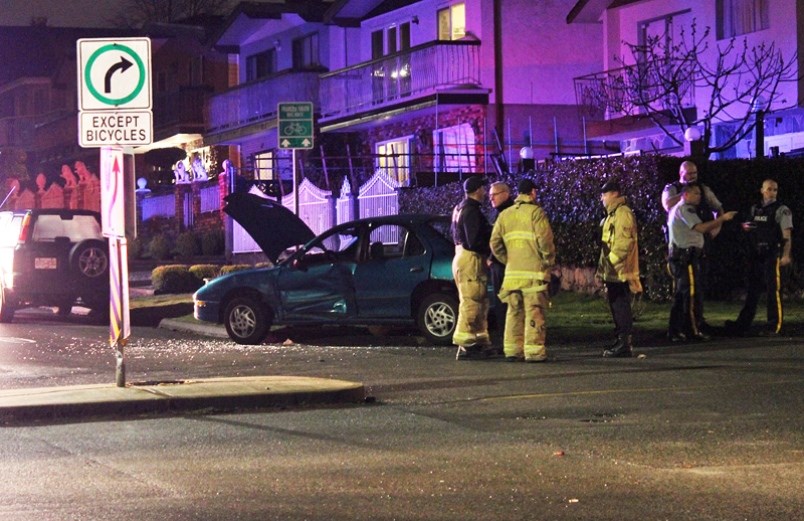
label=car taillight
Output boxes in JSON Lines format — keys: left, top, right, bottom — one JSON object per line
{"left": 18, "top": 214, "right": 31, "bottom": 243}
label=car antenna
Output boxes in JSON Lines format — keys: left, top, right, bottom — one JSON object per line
{"left": 0, "top": 186, "right": 16, "bottom": 210}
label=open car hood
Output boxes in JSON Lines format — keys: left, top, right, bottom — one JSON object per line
{"left": 224, "top": 192, "right": 315, "bottom": 263}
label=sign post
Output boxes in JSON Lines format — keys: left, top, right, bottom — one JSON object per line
{"left": 78, "top": 37, "right": 152, "bottom": 387}
{"left": 278, "top": 102, "right": 314, "bottom": 215}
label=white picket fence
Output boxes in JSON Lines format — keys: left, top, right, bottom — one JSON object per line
{"left": 233, "top": 172, "right": 400, "bottom": 255}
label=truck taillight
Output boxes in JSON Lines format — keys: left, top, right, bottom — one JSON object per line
{"left": 18, "top": 214, "right": 30, "bottom": 243}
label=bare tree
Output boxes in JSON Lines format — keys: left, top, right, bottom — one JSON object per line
{"left": 576, "top": 21, "right": 797, "bottom": 157}
{"left": 108, "top": 0, "right": 234, "bottom": 28}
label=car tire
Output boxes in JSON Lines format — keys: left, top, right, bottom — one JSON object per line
{"left": 70, "top": 239, "right": 109, "bottom": 279}
{"left": 416, "top": 292, "right": 458, "bottom": 345}
{"left": 224, "top": 296, "right": 272, "bottom": 345}
{"left": 0, "top": 288, "right": 14, "bottom": 323}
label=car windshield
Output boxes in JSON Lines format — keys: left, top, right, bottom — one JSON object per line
{"left": 278, "top": 225, "right": 361, "bottom": 265}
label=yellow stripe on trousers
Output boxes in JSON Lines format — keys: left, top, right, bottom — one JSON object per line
{"left": 688, "top": 264, "right": 699, "bottom": 335}
{"left": 774, "top": 258, "right": 783, "bottom": 333}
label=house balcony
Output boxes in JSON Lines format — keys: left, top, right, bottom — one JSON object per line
{"left": 319, "top": 40, "right": 483, "bottom": 128}
{"left": 574, "top": 61, "right": 696, "bottom": 123}
{"left": 205, "top": 71, "right": 320, "bottom": 143}
{"left": 153, "top": 86, "right": 211, "bottom": 141}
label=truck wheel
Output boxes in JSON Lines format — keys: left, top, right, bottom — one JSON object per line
{"left": 416, "top": 293, "right": 458, "bottom": 345}
{"left": 0, "top": 289, "right": 14, "bottom": 323}
{"left": 224, "top": 296, "right": 272, "bottom": 345}
{"left": 70, "top": 239, "right": 109, "bottom": 279}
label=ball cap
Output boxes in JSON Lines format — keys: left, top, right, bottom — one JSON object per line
{"left": 463, "top": 176, "right": 486, "bottom": 193}
{"left": 517, "top": 178, "right": 537, "bottom": 194}
{"left": 600, "top": 180, "right": 621, "bottom": 193}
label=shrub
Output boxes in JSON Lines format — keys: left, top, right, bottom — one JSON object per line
{"left": 151, "top": 264, "right": 203, "bottom": 294}
{"left": 127, "top": 236, "right": 143, "bottom": 260}
{"left": 175, "top": 231, "right": 200, "bottom": 259}
{"left": 201, "top": 229, "right": 225, "bottom": 256}
{"left": 147, "top": 234, "right": 172, "bottom": 260}
{"left": 189, "top": 264, "right": 221, "bottom": 282}
{"left": 219, "top": 264, "right": 254, "bottom": 275}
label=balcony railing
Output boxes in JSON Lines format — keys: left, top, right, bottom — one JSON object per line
{"left": 319, "top": 40, "right": 481, "bottom": 120}
{"left": 574, "top": 60, "right": 695, "bottom": 120}
{"left": 206, "top": 71, "right": 320, "bottom": 134}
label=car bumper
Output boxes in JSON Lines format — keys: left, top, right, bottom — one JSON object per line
{"left": 194, "top": 300, "right": 220, "bottom": 323}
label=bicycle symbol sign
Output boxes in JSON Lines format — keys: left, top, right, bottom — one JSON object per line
{"left": 278, "top": 102, "right": 314, "bottom": 149}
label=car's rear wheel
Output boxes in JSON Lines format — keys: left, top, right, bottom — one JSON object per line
{"left": 0, "top": 288, "right": 14, "bottom": 323}
{"left": 224, "top": 296, "right": 272, "bottom": 345}
{"left": 70, "top": 239, "right": 109, "bottom": 279}
{"left": 416, "top": 292, "right": 458, "bottom": 345}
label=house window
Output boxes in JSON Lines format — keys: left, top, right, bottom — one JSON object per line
{"left": 292, "top": 33, "right": 320, "bottom": 69}
{"left": 433, "top": 123, "right": 476, "bottom": 174}
{"left": 438, "top": 3, "right": 466, "bottom": 41}
{"left": 717, "top": 0, "right": 769, "bottom": 39}
{"left": 376, "top": 137, "right": 411, "bottom": 185}
{"left": 246, "top": 49, "right": 276, "bottom": 81}
{"left": 189, "top": 56, "right": 204, "bottom": 86}
{"left": 253, "top": 151, "right": 275, "bottom": 181}
{"left": 638, "top": 10, "right": 692, "bottom": 57}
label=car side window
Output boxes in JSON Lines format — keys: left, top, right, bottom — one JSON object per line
{"left": 368, "top": 224, "right": 423, "bottom": 260}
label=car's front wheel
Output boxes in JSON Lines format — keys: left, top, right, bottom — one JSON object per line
{"left": 224, "top": 296, "right": 272, "bottom": 345}
{"left": 416, "top": 292, "right": 458, "bottom": 345}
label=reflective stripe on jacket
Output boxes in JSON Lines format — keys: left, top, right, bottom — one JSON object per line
{"left": 489, "top": 195, "right": 555, "bottom": 297}
{"left": 597, "top": 196, "right": 641, "bottom": 287}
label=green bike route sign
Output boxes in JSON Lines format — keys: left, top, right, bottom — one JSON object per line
{"left": 278, "top": 102, "right": 314, "bottom": 150}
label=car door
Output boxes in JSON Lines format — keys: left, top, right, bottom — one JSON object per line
{"left": 275, "top": 224, "right": 359, "bottom": 321}
{"left": 353, "top": 223, "right": 431, "bottom": 318}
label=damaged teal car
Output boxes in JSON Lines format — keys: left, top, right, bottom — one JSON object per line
{"left": 193, "top": 192, "right": 460, "bottom": 345}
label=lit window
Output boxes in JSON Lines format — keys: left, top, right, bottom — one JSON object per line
{"left": 376, "top": 137, "right": 411, "bottom": 185}
{"left": 433, "top": 123, "right": 476, "bottom": 174}
{"left": 717, "top": 0, "right": 769, "bottom": 39}
{"left": 253, "top": 151, "right": 274, "bottom": 180}
{"left": 437, "top": 3, "right": 466, "bottom": 41}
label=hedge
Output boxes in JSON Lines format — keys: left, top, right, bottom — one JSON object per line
{"left": 400, "top": 155, "right": 804, "bottom": 302}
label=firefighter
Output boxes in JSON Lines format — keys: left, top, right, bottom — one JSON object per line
{"left": 489, "top": 179, "right": 556, "bottom": 362}
{"left": 667, "top": 184, "right": 737, "bottom": 342}
{"left": 726, "top": 179, "right": 793, "bottom": 336}
{"left": 596, "top": 180, "right": 642, "bottom": 358}
{"left": 451, "top": 176, "right": 492, "bottom": 360}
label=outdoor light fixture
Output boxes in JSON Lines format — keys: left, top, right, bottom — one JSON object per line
{"left": 519, "top": 146, "right": 534, "bottom": 159}
{"left": 273, "top": 39, "right": 281, "bottom": 50}
{"left": 412, "top": 16, "right": 419, "bottom": 25}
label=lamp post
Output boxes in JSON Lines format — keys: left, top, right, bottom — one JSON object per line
{"left": 752, "top": 96, "right": 767, "bottom": 158}
{"left": 519, "top": 146, "right": 534, "bottom": 173}
{"left": 683, "top": 126, "right": 703, "bottom": 158}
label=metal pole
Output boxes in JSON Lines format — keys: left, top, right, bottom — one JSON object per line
{"left": 293, "top": 148, "right": 299, "bottom": 215}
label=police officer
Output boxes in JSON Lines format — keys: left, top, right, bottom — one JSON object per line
{"left": 488, "top": 182, "right": 514, "bottom": 344}
{"left": 489, "top": 179, "right": 556, "bottom": 363}
{"left": 662, "top": 161, "right": 724, "bottom": 333}
{"left": 596, "top": 180, "right": 642, "bottom": 358}
{"left": 726, "top": 179, "right": 793, "bottom": 335}
{"left": 451, "top": 176, "right": 492, "bottom": 360}
{"left": 667, "top": 184, "right": 737, "bottom": 342}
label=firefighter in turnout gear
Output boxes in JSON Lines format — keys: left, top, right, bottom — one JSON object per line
{"left": 451, "top": 176, "right": 493, "bottom": 360}
{"left": 726, "top": 179, "right": 793, "bottom": 336}
{"left": 596, "top": 180, "right": 642, "bottom": 358}
{"left": 489, "top": 179, "right": 556, "bottom": 363}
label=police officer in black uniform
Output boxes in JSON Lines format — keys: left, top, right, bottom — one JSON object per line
{"left": 726, "top": 179, "right": 793, "bottom": 336}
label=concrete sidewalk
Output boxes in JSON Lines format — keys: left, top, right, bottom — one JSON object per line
{"left": 0, "top": 376, "right": 366, "bottom": 426}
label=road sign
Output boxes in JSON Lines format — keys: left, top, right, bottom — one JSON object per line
{"left": 78, "top": 38, "right": 152, "bottom": 111}
{"left": 278, "top": 102, "right": 314, "bottom": 149}
{"left": 101, "top": 147, "right": 126, "bottom": 239}
{"left": 80, "top": 111, "right": 152, "bottom": 147}
{"left": 77, "top": 38, "right": 152, "bottom": 147}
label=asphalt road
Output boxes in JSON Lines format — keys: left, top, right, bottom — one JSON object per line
{"left": 0, "top": 309, "right": 801, "bottom": 520}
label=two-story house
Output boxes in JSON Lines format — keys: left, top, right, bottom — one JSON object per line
{"left": 568, "top": 0, "right": 802, "bottom": 158}
{"left": 206, "top": 0, "right": 604, "bottom": 191}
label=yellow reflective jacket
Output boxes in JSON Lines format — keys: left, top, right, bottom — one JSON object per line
{"left": 597, "top": 196, "right": 642, "bottom": 292}
{"left": 489, "top": 195, "right": 555, "bottom": 296}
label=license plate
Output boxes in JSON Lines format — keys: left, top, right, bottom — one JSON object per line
{"left": 34, "top": 257, "right": 58, "bottom": 269}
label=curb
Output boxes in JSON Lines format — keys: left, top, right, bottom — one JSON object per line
{"left": 0, "top": 376, "right": 366, "bottom": 425}
{"left": 159, "top": 317, "right": 229, "bottom": 338}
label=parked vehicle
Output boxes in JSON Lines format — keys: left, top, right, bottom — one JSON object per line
{"left": 0, "top": 209, "right": 109, "bottom": 322}
{"left": 194, "top": 193, "right": 460, "bottom": 345}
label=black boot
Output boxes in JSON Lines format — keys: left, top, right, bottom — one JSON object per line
{"left": 603, "top": 335, "right": 633, "bottom": 358}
